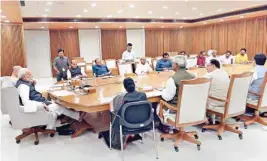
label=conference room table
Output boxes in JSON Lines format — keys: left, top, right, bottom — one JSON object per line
{"left": 48, "top": 64, "right": 257, "bottom": 132}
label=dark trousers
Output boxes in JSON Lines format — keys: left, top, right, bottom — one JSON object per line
{"left": 56, "top": 73, "right": 68, "bottom": 82}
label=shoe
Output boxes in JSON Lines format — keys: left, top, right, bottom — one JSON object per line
{"left": 124, "top": 135, "right": 133, "bottom": 149}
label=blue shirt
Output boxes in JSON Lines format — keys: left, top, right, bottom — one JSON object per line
{"left": 92, "top": 65, "right": 109, "bottom": 77}
{"left": 248, "top": 65, "right": 267, "bottom": 100}
{"left": 155, "top": 59, "right": 172, "bottom": 71}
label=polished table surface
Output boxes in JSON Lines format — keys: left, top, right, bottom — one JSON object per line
{"left": 49, "top": 64, "right": 259, "bottom": 113}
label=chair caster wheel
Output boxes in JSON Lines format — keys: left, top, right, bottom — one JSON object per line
{"left": 50, "top": 133, "right": 55, "bottom": 137}
{"left": 34, "top": 141, "right": 39, "bottom": 145}
{"left": 174, "top": 147, "right": 179, "bottom": 152}
{"left": 218, "top": 135, "right": 222, "bottom": 140}
{"left": 201, "top": 128, "right": 206, "bottom": 133}
{"left": 9, "top": 121, "right": 12, "bottom": 126}
{"left": 235, "top": 118, "right": 240, "bottom": 122}
{"left": 235, "top": 127, "right": 239, "bottom": 130}
{"left": 239, "top": 134, "right": 243, "bottom": 140}
{"left": 194, "top": 135, "right": 199, "bottom": 139}
{"left": 197, "top": 144, "right": 201, "bottom": 151}
{"left": 160, "top": 138, "right": 164, "bottom": 142}
{"left": 16, "top": 140, "right": 20, "bottom": 144}
{"left": 244, "top": 124, "right": 248, "bottom": 129}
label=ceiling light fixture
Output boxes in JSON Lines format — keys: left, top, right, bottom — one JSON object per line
{"left": 200, "top": 13, "right": 203, "bottom": 16}
{"left": 44, "top": 8, "right": 50, "bottom": 12}
{"left": 148, "top": 11, "right": 152, "bottom": 14}
{"left": 135, "top": 16, "right": 139, "bottom": 18}
{"left": 192, "top": 7, "right": 197, "bottom": 10}
{"left": 76, "top": 14, "right": 81, "bottom": 17}
{"left": 160, "top": 16, "right": 164, "bottom": 19}
{"left": 183, "top": 17, "right": 187, "bottom": 19}
{"left": 43, "top": 14, "right": 47, "bottom": 17}
{"left": 69, "top": 26, "right": 73, "bottom": 29}
{"left": 46, "top": 2, "right": 53, "bottom": 5}
{"left": 107, "top": 15, "right": 112, "bottom": 18}
{"left": 129, "top": 4, "right": 135, "bottom": 8}
{"left": 84, "top": 9, "right": 88, "bottom": 12}
{"left": 91, "top": 3, "right": 96, "bottom": 7}
{"left": 162, "top": 6, "right": 168, "bottom": 9}
{"left": 175, "top": 12, "right": 180, "bottom": 15}
{"left": 117, "top": 10, "right": 122, "bottom": 14}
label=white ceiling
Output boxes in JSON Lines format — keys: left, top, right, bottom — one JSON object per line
{"left": 21, "top": 0, "right": 267, "bottom": 20}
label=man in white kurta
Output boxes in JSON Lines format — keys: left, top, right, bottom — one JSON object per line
{"left": 122, "top": 43, "right": 136, "bottom": 62}
{"left": 204, "top": 59, "right": 230, "bottom": 111}
{"left": 206, "top": 50, "right": 219, "bottom": 65}
{"left": 135, "top": 57, "right": 152, "bottom": 75}
{"left": 16, "top": 68, "right": 82, "bottom": 129}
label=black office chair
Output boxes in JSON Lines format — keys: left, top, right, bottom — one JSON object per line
{"left": 109, "top": 101, "right": 158, "bottom": 161}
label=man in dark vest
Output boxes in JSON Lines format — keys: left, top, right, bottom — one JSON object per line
{"left": 159, "top": 56, "right": 195, "bottom": 128}
{"left": 68, "top": 60, "right": 87, "bottom": 78}
{"left": 15, "top": 68, "right": 85, "bottom": 129}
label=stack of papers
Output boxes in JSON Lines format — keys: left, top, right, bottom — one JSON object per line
{"left": 52, "top": 90, "right": 74, "bottom": 97}
{"left": 146, "top": 90, "right": 162, "bottom": 98}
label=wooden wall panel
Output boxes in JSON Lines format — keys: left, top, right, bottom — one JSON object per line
{"left": 49, "top": 30, "right": 80, "bottom": 76}
{"left": 101, "top": 30, "right": 127, "bottom": 60}
{"left": 145, "top": 30, "right": 164, "bottom": 57}
{"left": 1, "top": 24, "right": 26, "bottom": 76}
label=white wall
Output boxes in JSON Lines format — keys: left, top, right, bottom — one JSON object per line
{"left": 24, "top": 30, "right": 52, "bottom": 78}
{"left": 78, "top": 29, "right": 101, "bottom": 62}
{"left": 126, "top": 29, "right": 145, "bottom": 58}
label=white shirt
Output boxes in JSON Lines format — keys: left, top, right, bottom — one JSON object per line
{"left": 219, "top": 55, "right": 233, "bottom": 64}
{"left": 203, "top": 69, "right": 230, "bottom": 101}
{"left": 17, "top": 84, "right": 44, "bottom": 113}
{"left": 135, "top": 63, "right": 152, "bottom": 75}
{"left": 122, "top": 50, "right": 136, "bottom": 61}
{"left": 161, "top": 78, "right": 176, "bottom": 101}
{"left": 206, "top": 56, "right": 219, "bottom": 65}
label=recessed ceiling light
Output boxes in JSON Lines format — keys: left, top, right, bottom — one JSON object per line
{"left": 91, "top": 3, "right": 96, "bottom": 7}
{"left": 148, "top": 11, "right": 152, "bottom": 14}
{"left": 183, "top": 17, "right": 187, "bottom": 19}
{"left": 175, "top": 12, "right": 180, "bottom": 15}
{"left": 46, "top": 2, "right": 53, "bottom": 5}
{"left": 76, "top": 14, "right": 81, "bottom": 17}
{"left": 180, "top": 26, "right": 183, "bottom": 28}
{"left": 135, "top": 16, "right": 139, "bottom": 18}
{"left": 162, "top": 6, "right": 168, "bottom": 9}
{"left": 129, "top": 4, "right": 135, "bottom": 8}
{"left": 119, "top": 26, "right": 123, "bottom": 28}
{"left": 160, "top": 16, "right": 164, "bottom": 19}
{"left": 1, "top": 15, "right": 6, "bottom": 18}
{"left": 240, "top": 15, "right": 244, "bottom": 18}
{"left": 44, "top": 8, "right": 50, "bottom": 12}
{"left": 4, "top": 20, "right": 10, "bottom": 23}
{"left": 200, "top": 13, "right": 204, "bottom": 16}
{"left": 117, "top": 10, "right": 122, "bottom": 14}
{"left": 161, "top": 26, "right": 164, "bottom": 28}
{"left": 95, "top": 26, "right": 99, "bottom": 28}
{"left": 217, "top": 9, "right": 223, "bottom": 12}
{"left": 43, "top": 14, "right": 47, "bottom": 17}
{"left": 84, "top": 9, "right": 88, "bottom": 12}
{"left": 69, "top": 26, "right": 73, "bottom": 28}
{"left": 107, "top": 15, "right": 112, "bottom": 18}
{"left": 192, "top": 7, "right": 197, "bottom": 10}
{"left": 40, "top": 26, "right": 44, "bottom": 29}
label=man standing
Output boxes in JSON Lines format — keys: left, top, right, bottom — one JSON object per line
{"left": 219, "top": 51, "right": 234, "bottom": 65}
{"left": 235, "top": 48, "right": 248, "bottom": 64}
{"left": 53, "top": 48, "right": 70, "bottom": 82}
{"left": 122, "top": 43, "right": 135, "bottom": 62}
{"left": 16, "top": 68, "right": 84, "bottom": 129}
{"left": 93, "top": 58, "right": 111, "bottom": 77}
{"left": 135, "top": 57, "right": 153, "bottom": 75}
{"left": 155, "top": 53, "right": 172, "bottom": 71}
{"left": 68, "top": 60, "right": 87, "bottom": 78}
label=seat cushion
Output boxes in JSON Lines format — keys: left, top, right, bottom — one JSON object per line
{"left": 207, "top": 106, "right": 225, "bottom": 114}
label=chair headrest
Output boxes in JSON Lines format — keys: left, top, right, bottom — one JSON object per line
{"left": 0, "top": 77, "right": 15, "bottom": 88}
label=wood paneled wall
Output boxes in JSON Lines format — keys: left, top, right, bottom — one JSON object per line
{"left": 49, "top": 30, "right": 80, "bottom": 76}
{"left": 101, "top": 30, "right": 127, "bottom": 60}
{"left": 1, "top": 24, "right": 26, "bottom": 76}
{"left": 145, "top": 17, "right": 267, "bottom": 59}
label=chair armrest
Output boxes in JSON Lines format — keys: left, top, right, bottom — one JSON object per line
{"left": 160, "top": 100, "right": 178, "bottom": 111}
{"left": 248, "top": 91, "right": 261, "bottom": 96}
{"left": 208, "top": 96, "right": 228, "bottom": 102}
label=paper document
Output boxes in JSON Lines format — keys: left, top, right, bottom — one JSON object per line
{"left": 146, "top": 90, "right": 162, "bottom": 98}
{"left": 52, "top": 90, "right": 74, "bottom": 97}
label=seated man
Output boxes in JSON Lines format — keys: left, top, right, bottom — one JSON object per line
{"left": 16, "top": 68, "right": 84, "bottom": 129}
{"left": 92, "top": 58, "right": 111, "bottom": 77}
{"left": 197, "top": 51, "right": 206, "bottom": 67}
{"left": 219, "top": 51, "right": 234, "bottom": 65}
{"left": 68, "top": 60, "right": 87, "bottom": 78}
{"left": 109, "top": 78, "right": 147, "bottom": 149}
{"left": 206, "top": 50, "right": 219, "bottom": 65}
{"left": 235, "top": 48, "right": 248, "bottom": 64}
{"left": 160, "top": 56, "right": 195, "bottom": 121}
{"left": 155, "top": 53, "right": 172, "bottom": 71}
{"left": 10, "top": 66, "right": 22, "bottom": 85}
{"left": 204, "top": 59, "right": 230, "bottom": 123}
{"left": 135, "top": 57, "right": 153, "bottom": 75}
{"left": 247, "top": 53, "right": 267, "bottom": 115}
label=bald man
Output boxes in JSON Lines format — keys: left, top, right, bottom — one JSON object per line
{"left": 10, "top": 66, "right": 22, "bottom": 85}
{"left": 135, "top": 57, "right": 152, "bottom": 75}
{"left": 68, "top": 60, "right": 87, "bottom": 78}
{"left": 92, "top": 58, "right": 110, "bottom": 77}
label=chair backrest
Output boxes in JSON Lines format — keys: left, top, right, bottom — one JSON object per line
{"left": 258, "top": 72, "right": 267, "bottom": 108}
{"left": 72, "top": 57, "right": 84, "bottom": 63}
{"left": 119, "top": 101, "right": 153, "bottom": 128}
{"left": 105, "top": 59, "right": 117, "bottom": 69}
{"left": 152, "top": 59, "right": 157, "bottom": 70}
{"left": 186, "top": 58, "right": 197, "bottom": 68}
{"left": 225, "top": 72, "right": 253, "bottom": 116}
{"left": 1, "top": 77, "right": 15, "bottom": 114}
{"left": 175, "top": 78, "right": 211, "bottom": 126}
{"left": 118, "top": 63, "right": 133, "bottom": 76}
{"left": 85, "top": 63, "right": 94, "bottom": 78}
